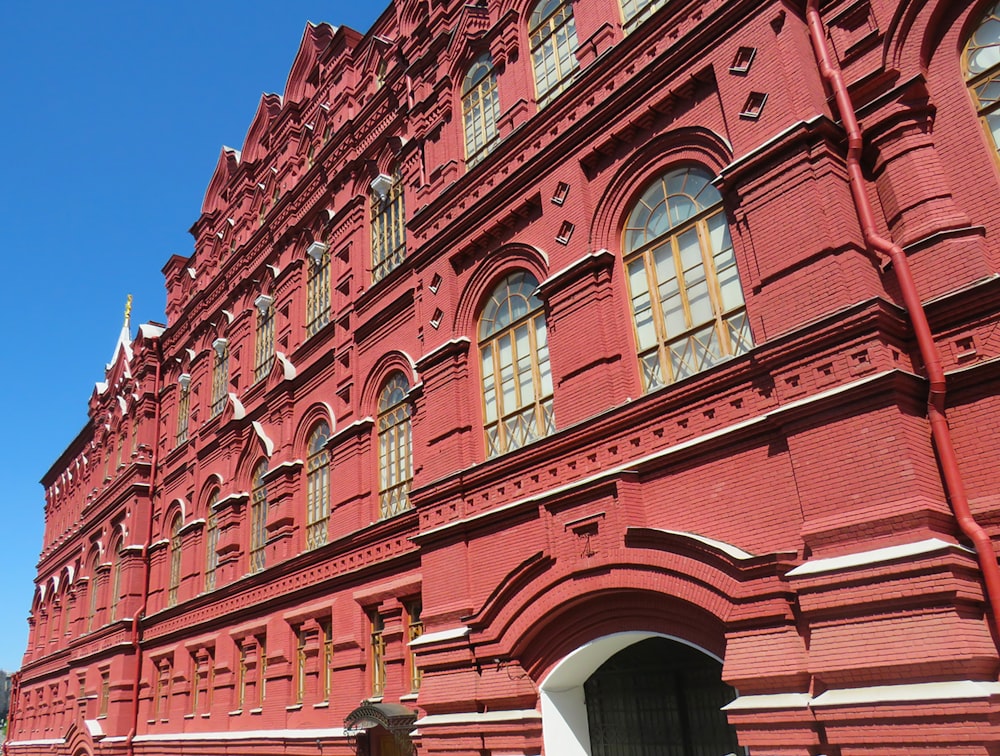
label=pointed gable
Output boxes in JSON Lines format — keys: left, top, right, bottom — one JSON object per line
{"left": 201, "top": 146, "right": 241, "bottom": 215}
{"left": 242, "top": 93, "right": 284, "bottom": 165}
{"left": 285, "top": 22, "right": 337, "bottom": 104}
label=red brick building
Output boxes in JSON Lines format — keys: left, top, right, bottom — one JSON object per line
{"left": 9, "top": 0, "right": 1000, "bottom": 754}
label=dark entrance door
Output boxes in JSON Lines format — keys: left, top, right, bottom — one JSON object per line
{"left": 584, "top": 637, "right": 741, "bottom": 756}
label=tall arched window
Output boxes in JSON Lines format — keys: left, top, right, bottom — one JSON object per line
{"left": 624, "top": 166, "right": 752, "bottom": 392}
{"left": 306, "top": 421, "right": 331, "bottom": 549}
{"left": 965, "top": 2, "right": 1000, "bottom": 157}
{"left": 371, "top": 169, "right": 406, "bottom": 283}
{"left": 168, "top": 513, "right": 183, "bottom": 607}
{"left": 250, "top": 461, "right": 268, "bottom": 574}
{"left": 463, "top": 54, "right": 501, "bottom": 167}
{"left": 109, "top": 540, "right": 122, "bottom": 621}
{"left": 479, "top": 271, "right": 554, "bottom": 457}
{"left": 529, "top": 0, "right": 579, "bottom": 107}
{"left": 86, "top": 551, "right": 100, "bottom": 632}
{"left": 204, "top": 491, "right": 219, "bottom": 591}
{"left": 378, "top": 374, "right": 413, "bottom": 519}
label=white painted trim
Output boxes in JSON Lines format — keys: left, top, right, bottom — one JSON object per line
{"left": 415, "top": 709, "right": 541, "bottom": 726}
{"left": 658, "top": 530, "right": 755, "bottom": 560}
{"left": 785, "top": 537, "right": 969, "bottom": 577}
{"left": 811, "top": 680, "right": 1000, "bottom": 706}
{"left": 132, "top": 727, "right": 350, "bottom": 742}
{"left": 419, "top": 337, "right": 471, "bottom": 365}
{"left": 539, "top": 631, "right": 722, "bottom": 756}
{"left": 6, "top": 739, "right": 66, "bottom": 746}
{"left": 722, "top": 693, "right": 811, "bottom": 710}
{"left": 419, "top": 371, "right": 896, "bottom": 540}
{"left": 409, "top": 625, "right": 470, "bottom": 647}
{"left": 537, "top": 249, "right": 614, "bottom": 291}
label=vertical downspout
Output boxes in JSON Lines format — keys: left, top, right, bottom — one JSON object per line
{"left": 3, "top": 671, "right": 21, "bottom": 756}
{"left": 804, "top": 0, "right": 1000, "bottom": 641}
{"left": 125, "top": 336, "right": 164, "bottom": 756}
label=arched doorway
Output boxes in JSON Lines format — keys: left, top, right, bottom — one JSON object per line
{"left": 539, "top": 632, "right": 742, "bottom": 756}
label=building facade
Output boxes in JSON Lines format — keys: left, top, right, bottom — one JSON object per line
{"left": 8, "top": 0, "right": 1000, "bottom": 754}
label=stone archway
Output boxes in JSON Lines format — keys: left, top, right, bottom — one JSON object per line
{"left": 539, "top": 631, "right": 741, "bottom": 756}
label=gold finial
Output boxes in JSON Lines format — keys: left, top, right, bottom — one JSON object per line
{"left": 124, "top": 294, "right": 133, "bottom": 328}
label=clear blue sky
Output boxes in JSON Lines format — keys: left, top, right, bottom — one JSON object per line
{"left": 0, "top": 1, "right": 383, "bottom": 672}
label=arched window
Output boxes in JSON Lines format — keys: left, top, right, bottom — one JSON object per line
{"left": 529, "top": 0, "right": 579, "bottom": 107}
{"left": 250, "top": 461, "right": 268, "bottom": 574}
{"left": 371, "top": 169, "right": 406, "bottom": 283}
{"left": 168, "top": 513, "right": 183, "bottom": 607}
{"left": 109, "top": 540, "right": 123, "bottom": 621}
{"left": 463, "top": 54, "right": 501, "bottom": 167}
{"left": 205, "top": 491, "right": 220, "bottom": 591}
{"left": 479, "top": 271, "right": 554, "bottom": 457}
{"left": 965, "top": 2, "right": 1000, "bottom": 157}
{"left": 378, "top": 374, "right": 413, "bottom": 519}
{"left": 306, "top": 421, "right": 331, "bottom": 549}
{"left": 619, "top": 0, "right": 666, "bottom": 33}
{"left": 86, "top": 551, "right": 100, "bottom": 632}
{"left": 623, "top": 166, "right": 752, "bottom": 392}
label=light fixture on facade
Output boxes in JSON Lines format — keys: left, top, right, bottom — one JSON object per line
{"left": 370, "top": 173, "right": 393, "bottom": 201}
{"left": 307, "top": 241, "right": 329, "bottom": 264}
{"left": 254, "top": 294, "right": 274, "bottom": 314}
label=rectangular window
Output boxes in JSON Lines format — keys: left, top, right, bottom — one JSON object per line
{"left": 306, "top": 243, "right": 331, "bottom": 337}
{"left": 370, "top": 611, "right": 386, "bottom": 697}
{"left": 154, "top": 658, "right": 171, "bottom": 721}
{"left": 98, "top": 669, "right": 110, "bottom": 717}
{"left": 190, "top": 652, "right": 199, "bottom": 715}
{"left": 253, "top": 295, "right": 275, "bottom": 383}
{"left": 320, "top": 617, "right": 333, "bottom": 702}
{"left": 175, "top": 377, "right": 191, "bottom": 446}
{"left": 407, "top": 600, "right": 423, "bottom": 692}
{"left": 295, "top": 625, "right": 308, "bottom": 704}
{"left": 258, "top": 635, "right": 267, "bottom": 706}
{"left": 210, "top": 340, "right": 229, "bottom": 418}
{"left": 192, "top": 647, "right": 214, "bottom": 715}
{"left": 237, "top": 643, "right": 247, "bottom": 709}
{"left": 370, "top": 171, "right": 406, "bottom": 283}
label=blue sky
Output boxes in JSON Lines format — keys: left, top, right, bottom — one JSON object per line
{"left": 0, "top": 1, "right": 382, "bottom": 672}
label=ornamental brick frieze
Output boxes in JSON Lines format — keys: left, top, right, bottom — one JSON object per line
{"left": 142, "top": 526, "right": 417, "bottom": 644}
{"left": 412, "top": 304, "right": 918, "bottom": 542}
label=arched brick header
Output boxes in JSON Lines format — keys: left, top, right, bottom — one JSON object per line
{"left": 884, "top": 0, "right": 982, "bottom": 70}
{"left": 198, "top": 473, "right": 224, "bottom": 515}
{"left": 588, "top": 126, "right": 733, "bottom": 253}
{"left": 294, "top": 402, "right": 336, "bottom": 453}
{"left": 360, "top": 351, "right": 419, "bottom": 415}
{"left": 453, "top": 242, "right": 549, "bottom": 335}
{"left": 162, "top": 498, "right": 188, "bottom": 539}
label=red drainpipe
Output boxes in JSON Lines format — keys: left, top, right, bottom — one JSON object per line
{"left": 125, "top": 336, "right": 164, "bottom": 756}
{"left": 804, "top": 0, "right": 1000, "bottom": 639}
{"left": 3, "top": 671, "right": 21, "bottom": 756}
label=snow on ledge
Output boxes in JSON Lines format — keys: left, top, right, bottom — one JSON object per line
{"left": 409, "top": 625, "right": 470, "bottom": 647}
{"left": 786, "top": 538, "right": 970, "bottom": 577}
{"left": 657, "top": 530, "right": 755, "bottom": 560}
{"left": 132, "top": 727, "right": 349, "bottom": 742}
{"left": 6, "top": 739, "right": 67, "bottom": 747}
